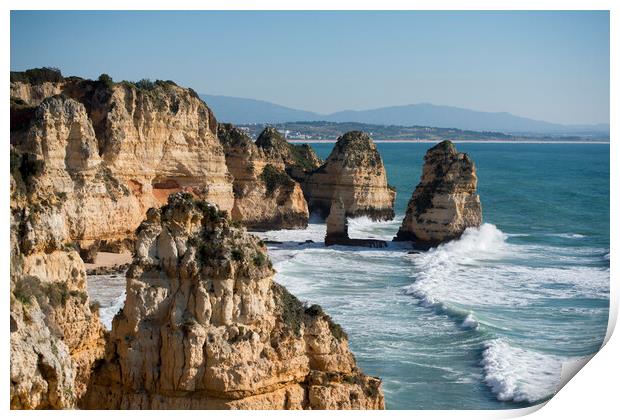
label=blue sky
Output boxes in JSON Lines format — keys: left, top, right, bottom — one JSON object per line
{"left": 11, "top": 11, "right": 609, "bottom": 125}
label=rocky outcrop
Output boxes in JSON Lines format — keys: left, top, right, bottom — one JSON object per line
{"left": 10, "top": 71, "right": 234, "bottom": 256}
{"left": 324, "top": 198, "right": 387, "bottom": 249}
{"left": 10, "top": 169, "right": 105, "bottom": 409}
{"left": 325, "top": 198, "right": 349, "bottom": 245}
{"left": 304, "top": 131, "right": 395, "bottom": 220}
{"left": 255, "top": 127, "right": 322, "bottom": 183}
{"left": 83, "top": 193, "right": 384, "bottom": 409}
{"left": 218, "top": 124, "right": 308, "bottom": 230}
{"left": 395, "top": 140, "right": 482, "bottom": 246}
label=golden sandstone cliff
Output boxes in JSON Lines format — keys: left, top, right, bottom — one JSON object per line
{"left": 395, "top": 140, "right": 482, "bottom": 246}
{"left": 218, "top": 123, "right": 309, "bottom": 230}
{"left": 10, "top": 166, "right": 105, "bottom": 409}
{"left": 82, "top": 193, "right": 384, "bottom": 409}
{"left": 304, "top": 131, "right": 396, "bottom": 220}
{"left": 11, "top": 71, "right": 233, "bottom": 259}
{"left": 9, "top": 68, "right": 386, "bottom": 410}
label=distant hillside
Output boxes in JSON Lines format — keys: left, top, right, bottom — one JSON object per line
{"left": 201, "top": 94, "right": 609, "bottom": 137}
{"left": 200, "top": 94, "right": 320, "bottom": 124}
{"left": 326, "top": 103, "right": 609, "bottom": 136}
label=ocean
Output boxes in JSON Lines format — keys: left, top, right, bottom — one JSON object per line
{"left": 88, "top": 142, "right": 610, "bottom": 410}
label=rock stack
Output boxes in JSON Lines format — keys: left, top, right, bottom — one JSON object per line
{"left": 304, "top": 131, "right": 395, "bottom": 220}
{"left": 325, "top": 197, "right": 387, "bottom": 248}
{"left": 325, "top": 197, "right": 349, "bottom": 246}
{"left": 395, "top": 141, "right": 482, "bottom": 247}
{"left": 82, "top": 193, "right": 385, "bottom": 409}
{"left": 218, "top": 123, "right": 309, "bottom": 230}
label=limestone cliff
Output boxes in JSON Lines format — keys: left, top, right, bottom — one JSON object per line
{"left": 10, "top": 71, "right": 234, "bottom": 256}
{"left": 83, "top": 193, "right": 384, "bottom": 409}
{"left": 325, "top": 198, "right": 349, "bottom": 246}
{"left": 10, "top": 168, "right": 105, "bottom": 409}
{"left": 304, "top": 131, "right": 395, "bottom": 220}
{"left": 218, "top": 124, "right": 309, "bottom": 230}
{"left": 255, "top": 127, "right": 322, "bottom": 183}
{"left": 395, "top": 140, "right": 482, "bottom": 246}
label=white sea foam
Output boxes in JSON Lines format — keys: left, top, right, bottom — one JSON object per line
{"left": 99, "top": 291, "right": 126, "bottom": 330}
{"left": 461, "top": 313, "right": 479, "bottom": 329}
{"left": 481, "top": 339, "right": 562, "bottom": 403}
{"left": 548, "top": 233, "right": 586, "bottom": 239}
{"left": 404, "top": 223, "right": 609, "bottom": 308}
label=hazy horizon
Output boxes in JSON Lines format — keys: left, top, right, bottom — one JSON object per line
{"left": 11, "top": 11, "right": 610, "bottom": 125}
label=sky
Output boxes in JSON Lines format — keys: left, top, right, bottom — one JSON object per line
{"left": 10, "top": 11, "right": 610, "bottom": 125}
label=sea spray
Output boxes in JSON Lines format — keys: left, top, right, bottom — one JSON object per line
{"left": 481, "top": 339, "right": 562, "bottom": 403}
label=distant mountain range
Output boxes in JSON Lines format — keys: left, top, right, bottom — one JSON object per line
{"left": 200, "top": 94, "right": 609, "bottom": 137}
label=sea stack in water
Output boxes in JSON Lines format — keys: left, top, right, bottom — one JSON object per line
{"left": 395, "top": 141, "right": 482, "bottom": 247}
{"left": 325, "top": 198, "right": 349, "bottom": 246}
{"left": 325, "top": 197, "right": 388, "bottom": 248}
{"left": 218, "top": 123, "right": 309, "bottom": 230}
{"left": 83, "top": 193, "right": 384, "bottom": 409}
{"left": 304, "top": 131, "right": 395, "bottom": 220}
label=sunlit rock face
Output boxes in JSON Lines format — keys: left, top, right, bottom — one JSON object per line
{"left": 10, "top": 168, "right": 105, "bottom": 409}
{"left": 218, "top": 123, "right": 309, "bottom": 230}
{"left": 395, "top": 140, "right": 482, "bottom": 247}
{"left": 82, "top": 193, "right": 384, "bottom": 410}
{"left": 11, "top": 75, "right": 234, "bottom": 255}
{"left": 304, "top": 131, "right": 395, "bottom": 221}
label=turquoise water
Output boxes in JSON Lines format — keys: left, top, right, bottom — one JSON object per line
{"left": 260, "top": 143, "right": 610, "bottom": 409}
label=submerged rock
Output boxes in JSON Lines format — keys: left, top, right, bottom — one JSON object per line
{"left": 82, "top": 193, "right": 384, "bottom": 409}
{"left": 304, "top": 131, "right": 395, "bottom": 220}
{"left": 395, "top": 140, "right": 482, "bottom": 246}
{"left": 218, "top": 123, "right": 309, "bottom": 230}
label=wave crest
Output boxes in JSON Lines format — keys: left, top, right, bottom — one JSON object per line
{"left": 481, "top": 339, "right": 562, "bottom": 403}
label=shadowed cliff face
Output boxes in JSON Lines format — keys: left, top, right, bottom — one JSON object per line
{"left": 82, "top": 193, "right": 384, "bottom": 409}
{"left": 218, "top": 124, "right": 309, "bottom": 230}
{"left": 395, "top": 140, "right": 482, "bottom": 246}
{"left": 10, "top": 76, "right": 234, "bottom": 255}
{"left": 304, "top": 131, "right": 396, "bottom": 220}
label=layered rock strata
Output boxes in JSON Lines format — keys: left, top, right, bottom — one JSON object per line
{"left": 395, "top": 140, "right": 482, "bottom": 246}
{"left": 82, "top": 193, "right": 384, "bottom": 409}
{"left": 218, "top": 124, "right": 309, "bottom": 230}
{"left": 10, "top": 70, "right": 234, "bottom": 256}
{"left": 10, "top": 168, "right": 105, "bottom": 409}
{"left": 304, "top": 131, "right": 395, "bottom": 220}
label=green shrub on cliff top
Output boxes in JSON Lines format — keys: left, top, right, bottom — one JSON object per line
{"left": 260, "top": 164, "right": 294, "bottom": 196}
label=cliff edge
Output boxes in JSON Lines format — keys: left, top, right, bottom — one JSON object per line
{"left": 83, "top": 193, "right": 384, "bottom": 409}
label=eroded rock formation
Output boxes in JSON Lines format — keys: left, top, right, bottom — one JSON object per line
{"left": 255, "top": 127, "right": 322, "bottom": 183}
{"left": 10, "top": 168, "right": 105, "bottom": 409}
{"left": 325, "top": 198, "right": 349, "bottom": 246}
{"left": 304, "top": 131, "right": 395, "bottom": 220}
{"left": 10, "top": 71, "right": 234, "bottom": 256}
{"left": 83, "top": 193, "right": 384, "bottom": 409}
{"left": 395, "top": 140, "right": 482, "bottom": 246}
{"left": 218, "top": 124, "right": 309, "bottom": 230}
